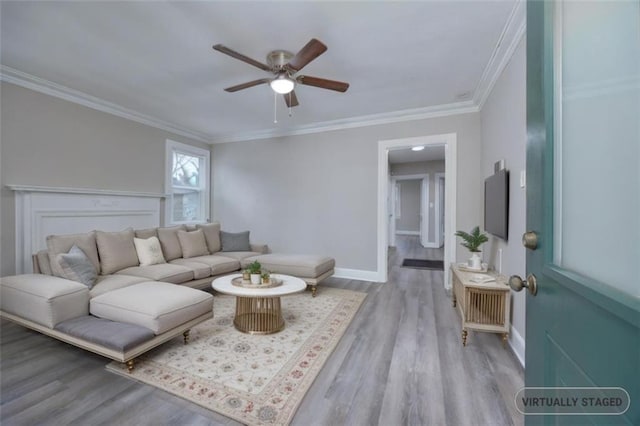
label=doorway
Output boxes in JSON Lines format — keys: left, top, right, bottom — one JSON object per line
{"left": 389, "top": 175, "right": 429, "bottom": 248}
{"left": 377, "top": 133, "right": 457, "bottom": 287}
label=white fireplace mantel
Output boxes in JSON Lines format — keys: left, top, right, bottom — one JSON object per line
{"left": 8, "top": 185, "right": 165, "bottom": 274}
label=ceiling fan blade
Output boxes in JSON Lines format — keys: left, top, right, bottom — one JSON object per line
{"left": 283, "top": 91, "right": 299, "bottom": 108}
{"left": 213, "top": 44, "right": 272, "bottom": 72}
{"left": 224, "top": 78, "right": 271, "bottom": 92}
{"left": 297, "top": 75, "right": 349, "bottom": 92}
{"left": 286, "top": 38, "right": 327, "bottom": 72}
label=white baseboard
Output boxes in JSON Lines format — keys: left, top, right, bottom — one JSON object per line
{"left": 395, "top": 230, "right": 420, "bottom": 236}
{"left": 508, "top": 325, "right": 525, "bottom": 368}
{"left": 333, "top": 268, "right": 381, "bottom": 283}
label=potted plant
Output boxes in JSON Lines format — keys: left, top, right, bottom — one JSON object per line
{"left": 455, "top": 226, "right": 489, "bottom": 270}
{"left": 248, "top": 260, "right": 262, "bottom": 285}
{"left": 261, "top": 270, "right": 271, "bottom": 284}
{"left": 242, "top": 268, "right": 251, "bottom": 281}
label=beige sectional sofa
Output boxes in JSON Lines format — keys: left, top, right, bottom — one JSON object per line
{"left": 0, "top": 222, "right": 335, "bottom": 371}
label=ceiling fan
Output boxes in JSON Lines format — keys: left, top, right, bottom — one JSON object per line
{"left": 212, "top": 38, "right": 349, "bottom": 108}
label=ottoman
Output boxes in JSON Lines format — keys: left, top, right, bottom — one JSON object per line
{"left": 90, "top": 281, "right": 213, "bottom": 334}
{"left": 241, "top": 254, "right": 335, "bottom": 297}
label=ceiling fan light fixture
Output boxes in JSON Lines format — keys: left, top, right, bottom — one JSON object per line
{"left": 412, "top": 146, "right": 425, "bottom": 151}
{"left": 270, "top": 74, "right": 295, "bottom": 94}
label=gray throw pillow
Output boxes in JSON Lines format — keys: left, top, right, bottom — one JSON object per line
{"left": 56, "top": 245, "right": 98, "bottom": 288}
{"left": 220, "top": 231, "right": 251, "bottom": 252}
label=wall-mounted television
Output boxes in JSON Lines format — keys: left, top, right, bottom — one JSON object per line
{"left": 484, "top": 169, "right": 509, "bottom": 240}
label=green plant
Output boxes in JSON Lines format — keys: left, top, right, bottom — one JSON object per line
{"left": 455, "top": 226, "right": 488, "bottom": 253}
{"left": 261, "top": 270, "right": 270, "bottom": 280}
{"left": 248, "top": 260, "right": 262, "bottom": 274}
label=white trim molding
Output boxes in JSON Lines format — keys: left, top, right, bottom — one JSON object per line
{"left": 474, "top": 0, "right": 526, "bottom": 109}
{"left": 5, "top": 184, "right": 166, "bottom": 199}
{"left": 333, "top": 268, "right": 380, "bottom": 283}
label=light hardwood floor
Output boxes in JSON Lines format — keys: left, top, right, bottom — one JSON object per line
{"left": 0, "top": 236, "right": 524, "bottom": 425}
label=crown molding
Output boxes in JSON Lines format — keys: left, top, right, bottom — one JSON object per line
{"left": 473, "top": 0, "right": 526, "bottom": 109}
{"left": 211, "top": 101, "right": 479, "bottom": 143}
{"left": 6, "top": 184, "right": 167, "bottom": 198}
{"left": 0, "top": 65, "right": 213, "bottom": 143}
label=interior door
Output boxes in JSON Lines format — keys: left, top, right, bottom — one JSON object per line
{"left": 523, "top": 1, "right": 639, "bottom": 425}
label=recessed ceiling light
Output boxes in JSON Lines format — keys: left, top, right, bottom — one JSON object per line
{"left": 412, "top": 146, "right": 425, "bottom": 151}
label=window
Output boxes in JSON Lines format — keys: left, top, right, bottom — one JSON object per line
{"left": 165, "top": 140, "right": 210, "bottom": 224}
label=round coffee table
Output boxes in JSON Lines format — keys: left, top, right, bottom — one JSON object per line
{"left": 211, "top": 273, "right": 307, "bottom": 334}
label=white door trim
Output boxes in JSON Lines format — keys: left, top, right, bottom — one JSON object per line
{"left": 378, "top": 133, "right": 457, "bottom": 288}
{"left": 434, "top": 172, "right": 446, "bottom": 248}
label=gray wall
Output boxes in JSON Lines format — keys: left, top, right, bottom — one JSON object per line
{"left": 396, "top": 179, "right": 421, "bottom": 232}
{"left": 391, "top": 160, "right": 445, "bottom": 242}
{"left": 212, "top": 113, "right": 482, "bottom": 273}
{"left": 480, "top": 38, "right": 526, "bottom": 358}
{"left": 0, "top": 82, "right": 208, "bottom": 276}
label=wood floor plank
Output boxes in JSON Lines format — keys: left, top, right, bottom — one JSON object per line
{"left": 0, "top": 236, "right": 524, "bottom": 425}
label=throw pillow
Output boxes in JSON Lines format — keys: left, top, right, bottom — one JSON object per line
{"left": 56, "top": 245, "right": 98, "bottom": 288}
{"left": 157, "top": 225, "right": 187, "bottom": 261}
{"left": 196, "top": 222, "right": 221, "bottom": 253}
{"left": 177, "top": 229, "right": 209, "bottom": 258}
{"left": 134, "top": 227, "right": 158, "bottom": 239}
{"left": 220, "top": 230, "right": 251, "bottom": 252}
{"left": 47, "top": 231, "right": 101, "bottom": 277}
{"left": 96, "top": 228, "right": 139, "bottom": 275}
{"left": 133, "top": 236, "right": 166, "bottom": 266}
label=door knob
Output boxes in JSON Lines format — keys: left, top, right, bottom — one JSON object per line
{"left": 522, "top": 231, "right": 538, "bottom": 250}
{"left": 509, "top": 274, "right": 538, "bottom": 296}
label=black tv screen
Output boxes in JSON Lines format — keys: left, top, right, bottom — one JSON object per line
{"left": 484, "top": 169, "right": 509, "bottom": 240}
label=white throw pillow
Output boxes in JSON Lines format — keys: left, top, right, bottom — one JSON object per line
{"left": 133, "top": 236, "right": 166, "bottom": 266}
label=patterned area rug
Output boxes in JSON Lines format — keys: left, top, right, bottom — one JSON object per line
{"left": 106, "top": 287, "right": 366, "bottom": 425}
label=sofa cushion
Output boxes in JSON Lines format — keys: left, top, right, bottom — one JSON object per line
{"left": 54, "top": 316, "right": 154, "bottom": 352}
{"left": 96, "top": 229, "right": 139, "bottom": 275}
{"left": 133, "top": 236, "right": 166, "bottom": 266}
{"left": 90, "top": 282, "right": 213, "bottom": 334}
{"left": 168, "top": 259, "right": 213, "bottom": 279}
{"left": 35, "top": 250, "right": 53, "bottom": 276}
{"left": 115, "top": 264, "right": 194, "bottom": 284}
{"left": 90, "top": 274, "right": 148, "bottom": 298}
{"left": 220, "top": 230, "right": 251, "bottom": 252}
{"left": 0, "top": 274, "right": 89, "bottom": 328}
{"left": 157, "top": 225, "right": 187, "bottom": 261}
{"left": 47, "top": 231, "right": 101, "bottom": 276}
{"left": 55, "top": 245, "right": 98, "bottom": 288}
{"left": 196, "top": 222, "right": 221, "bottom": 253}
{"left": 134, "top": 227, "right": 158, "bottom": 239}
{"left": 215, "top": 251, "right": 262, "bottom": 262}
{"left": 177, "top": 229, "right": 209, "bottom": 259}
{"left": 172, "top": 255, "right": 239, "bottom": 276}
{"left": 241, "top": 254, "right": 335, "bottom": 278}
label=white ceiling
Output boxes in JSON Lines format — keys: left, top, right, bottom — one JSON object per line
{"left": 0, "top": 1, "right": 522, "bottom": 144}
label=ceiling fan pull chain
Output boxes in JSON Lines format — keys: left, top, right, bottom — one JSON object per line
{"left": 273, "top": 91, "right": 278, "bottom": 124}
{"left": 288, "top": 93, "right": 292, "bottom": 117}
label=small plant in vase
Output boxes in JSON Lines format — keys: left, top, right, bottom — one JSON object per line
{"left": 248, "top": 260, "right": 262, "bottom": 285}
{"left": 242, "top": 269, "right": 251, "bottom": 281}
{"left": 455, "top": 226, "right": 489, "bottom": 270}
{"left": 261, "top": 270, "right": 271, "bottom": 284}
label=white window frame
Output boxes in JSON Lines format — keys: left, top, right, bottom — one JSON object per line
{"left": 165, "top": 139, "right": 210, "bottom": 225}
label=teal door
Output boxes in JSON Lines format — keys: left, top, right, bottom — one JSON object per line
{"left": 524, "top": 0, "right": 639, "bottom": 425}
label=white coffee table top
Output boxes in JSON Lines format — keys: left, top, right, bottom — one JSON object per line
{"left": 211, "top": 273, "right": 307, "bottom": 297}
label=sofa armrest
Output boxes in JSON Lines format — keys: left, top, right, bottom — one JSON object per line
{"left": 250, "top": 243, "right": 269, "bottom": 254}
